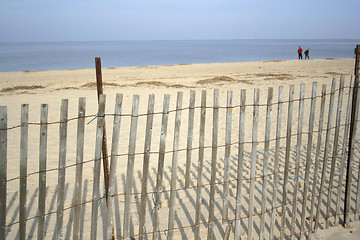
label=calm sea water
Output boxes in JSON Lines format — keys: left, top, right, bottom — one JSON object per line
{"left": 0, "top": 39, "right": 359, "bottom": 72}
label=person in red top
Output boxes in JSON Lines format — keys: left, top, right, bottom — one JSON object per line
{"left": 298, "top": 46, "right": 303, "bottom": 59}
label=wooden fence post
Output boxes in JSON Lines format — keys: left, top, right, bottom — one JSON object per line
{"left": 234, "top": 89, "right": 246, "bottom": 240}
{"left": 280, "top": 85, "right": 294, "bottom": 239}
{"left": 223, "top": 90, "right": 233, "bottom": 222}
{"left": 167, "top": 92, "right": 183, "bottom": 239}
{"left": 248, "top": 88, "right": 260, "bottom": 240}
{"left": 270, "top": 86, "right": 283, "bottom": 240}
{"left": 123, "top": 95, "right": 140, "bottom": 239}
{"left": 38, "top": 104, "right": 48, "bottom": 240}
{"left": 185, "top": 90, "right": 195, "bottom": 188}
{"left": 344, "top": 44, "right": 360, "bottom": 226}
{"left": 260, "top": 87, "right": 273, "bottom": 240}
{"left": 0, "top": 106, "right": 7, "bottom": 240}
{"left": 106, "top": 93, "right": 123, "bottom": 240}
{"left": 90, "top": 94, "right": 106, "bottom": 240}
{"left": 194, "top": 90, "right": 206, "bottom": 240}
{"left": 207, "top": 89, "right": 219, "bottom": 240}
{"left": 55, "top": 99, "right": 69, "bottom": 240}
{"left": 139, "top": 94, "right": 155, "bottom": 240}
{"left": 73, "top": 98, "right": 86, "bottom": 240}
{"left": 19, "top": 104, "right": 29, "bottom": 240}
{"left": 95, "top": 57, "right": 110, "bottom": 198}
{"left": 153, "top": 94, "right": 170, "bottom": 240}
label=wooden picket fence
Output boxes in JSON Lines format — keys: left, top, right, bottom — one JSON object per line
{"left": 1, "top": 76, "right": 360, "bottom": 239}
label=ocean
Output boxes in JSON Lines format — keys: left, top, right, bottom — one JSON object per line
{"left": 0, "top": 39, "right": 359, "bottom": 72}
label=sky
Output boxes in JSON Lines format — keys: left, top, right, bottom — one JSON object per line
{"left": 0, "top": 0, "right": 359, "bottom": 42}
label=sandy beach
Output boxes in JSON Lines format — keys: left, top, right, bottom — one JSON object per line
{"left": 0, "top": 57, "right": 359, "bottom": 239}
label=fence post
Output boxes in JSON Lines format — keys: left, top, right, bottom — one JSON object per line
{"left": 207, "top": 89, "right": 219, "bottom": 240}
{"left": 0, "top": 106, "right": 7, "bottom": 240}
{"left": 139, "top": 94, "right": 155, "bottom": 240}
{"left": 73, "top": 98, "right": 86, "bottom": 240}
{"left": 234, "top": 89, "right": 246, "bottom": 240}
{"left": 194, "top": 90, "right": 206, "bottom": 240}
{"left": 55, "top": 99, "right": 69, "bottom": 240}
{"left": 19, "top": 104, "right": 29, "bottom": 240}
{"left": 153, "top": 94, "right": 170, "bottom": 240}
{"left": 95, "top": 57, "right": 110, "bottom": 198}
{"left": 248, "top": 88, "right": 260, "bottom": 240}
{"left": 185, "top": 90, "right": 195, "bottom": 188}
{"left": 38, "top": 104, "right": 48, "bottom": 240}
{"left": 344, "top": 44, "right": 360, "bottom": 226}
{"left": 167, "top": 91, "right": 183, "bottom": 239}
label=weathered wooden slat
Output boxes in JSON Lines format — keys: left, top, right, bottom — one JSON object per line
{"left": 55, "top": 99, "right": 69, "bottom": 240}
{"left": 185, "top": 90, "right": 196, "bottom": 188}
{"left": 290, "top": 84, "right": 305, "bottom": 240}
{"left": 123, "top": 95, "right": 140, "bottom": 239}
{"left": 269, "top": 86, "right": 283, "bottom": 240}
{"left": 234, "top": 89, "right": 246, "bottom": 240}
{"left": 0, "top": 106, "right": 6, "bottom": 240}
{"left": 260, "top": 87, "right": 273, "bottom": 240}
{"left": 167, "top": 92, "right": 183, "bottom": 239}
{"left": 326, "top": 77, "right": 344, "bottom": 228}
{"left": 207, "top": 89, "right": 219, "bottom": 240}
{"left": 299, "top": 82, "right": 317, "bottom": 238}
{"left": 139, "top": 94, "right": 155, "bottom": 240}
{"left": 19, "top": 104, "right": 29, "bottom": 240}
{"left": 73, "top": 98, "right": 86, "bottom": 240}
{"left": 223, "top": 90, "right": 233, "bottom": 222}
{"left": 335, "top": 77, "right": 354, "bottom": 226}
{"left": 194, "top": 90, "right": 206, "bottom": 240}
{"left": 90, "top": 95, "right": 106, "bottom": 240}
{"left": 344, "top": 79, "right": 360, "bottom": 225}
{"left": 153, "top": 94, "right": 170, "bottom": 240}
{"left": 315, "top": 78, "right": 336, "bottom": 232}
{"left": 280, "top": 85, "right": 295, "bottom": 239}
{"left": 248, "top": 88, "right": 260, "bottom": 240}
{"left": 307, "top": 84, "right": 327, "bottom": 239}
{"left": 106, "top": 93, "right": 123, "bottom": 240}
{"left": 38, "top": 104, "right": 48, "bottom": 240}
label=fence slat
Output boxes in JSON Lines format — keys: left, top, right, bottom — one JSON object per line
{"left": 280, "top": 85, "right": 295, "bottom": 239}
{"left": 106, "top": 93, "right": 123, "bottom": 240}
{"left": 223, "top": 90, "right": 232, "bottom": 222}
{"left": 139, "top": 94, "right": 155, "bottom": 240}
{"left": 207, "top": 89, "right": 219, "bottom": 240}
{"left": 300, "top": 82, "right": 317, "bottom": 238}
{"left": 326, "top": 77, "right": 345, "bottom": 228}
{"left": 185, "top": 90, "right": 195, "bottom": 188}
{"left": 73, "top": 98, "right": 86, "bottom": 240}
{"left": 344, "top": 79, "right": 360, "bottom": 225}
{"left": 19, "top": 104, "right": 29, "bottom": 240}
{"left": 0, "top": 106, "right": 7, "bottom": 240}
{"left": 248, "top": 88, "right": 260, "bottom": 240}
{"left": 335, "top": 77, "right": 354, "bottom": 226}
{"left": 315, "top": 78, "right": 336, "bottom": 232}
{"left": 290, "top": 84, "right": 305, "bottom": 240}
{"left": 38, "top": 104, "right": 48, "bottom": 240}
{"left": 260, "top": 87, "right": 273, "bottom": 240}
{"left": 167, "top": 92, "right": 183, "bottom": 239}
{"left": 123, "top": 95, "right": 140, "bottom": 239}
{"left": 153, "top": 94, "right": 170, "bottom": 240}
{"left": 234, "top": 89, "right": 246, "bottom": 239}
{"left": 90, "top": 94, "right": 106, "bottom": 240}
{"left": 307, "top": 84, "right": 327, "bottom": 239}
{"left": 55, "top": 99, "right": 69, "bottom": 240}
{"left": 194, "top": 90, "right": 206, "bottom": 240}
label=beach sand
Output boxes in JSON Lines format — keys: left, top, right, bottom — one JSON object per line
{"left": 0, "top": 58, "right": 359, "bottom": 239}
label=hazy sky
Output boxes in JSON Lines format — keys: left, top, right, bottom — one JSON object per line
{"left": 1, "top": 0, "right": 359, "bottom": 42}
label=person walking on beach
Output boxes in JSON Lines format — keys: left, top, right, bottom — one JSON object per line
{"left": 304, "top": 48, "right": 310, "bottom": 59}
{"left": 298, "top": 46, "right": 303, "bottom": 59}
